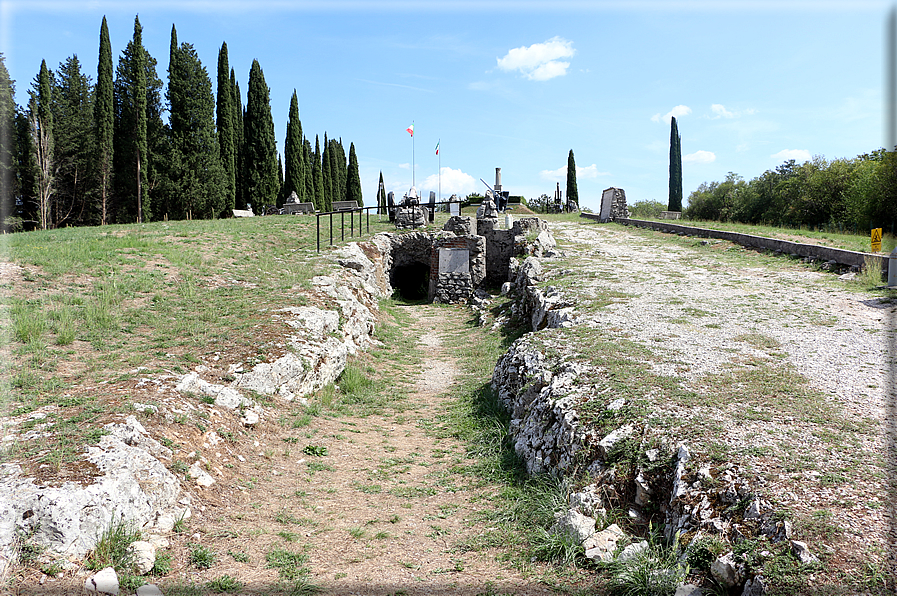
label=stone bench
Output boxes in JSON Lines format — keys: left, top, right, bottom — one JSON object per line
{"left": 283, "top": 202, "right": 315, "bottom": 214}
{"left": 332, "top": 201, "right": 359, "bottom": 212}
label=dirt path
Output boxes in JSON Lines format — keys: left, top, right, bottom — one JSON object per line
{"left": 168, "top": 304, "right": 556, "bottom": 595}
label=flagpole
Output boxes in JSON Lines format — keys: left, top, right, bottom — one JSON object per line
{"left": 438, "top": 140, "right": 441, "bottom": 203}
{"left": 411, "top": 121, "right": 415, "bottom": 188}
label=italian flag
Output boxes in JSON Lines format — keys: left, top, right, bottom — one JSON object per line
{"left": 435, "top": 141, "right": 440, "bottom": 155}
{"left": 406, "top": 124, "right": 414, "bottom": 136}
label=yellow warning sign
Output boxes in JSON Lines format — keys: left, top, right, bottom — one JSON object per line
{"left": 871, "top": 228, "right": 882, "bottom": 252}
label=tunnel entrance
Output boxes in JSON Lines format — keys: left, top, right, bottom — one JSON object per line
{"left": 391, "top": 262, "right": 431, "bottom": 300}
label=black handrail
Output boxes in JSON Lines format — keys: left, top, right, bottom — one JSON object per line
{"left": 314, "top": 200, "right": 465, "bottom": 252}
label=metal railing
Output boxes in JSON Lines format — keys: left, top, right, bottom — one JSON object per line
{"left": 315, "top": 200, "right": 464, "bottom": 252}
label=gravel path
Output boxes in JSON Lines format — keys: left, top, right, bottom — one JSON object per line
{"left": 547, "top": 220, "right": 896, "bottom": 575}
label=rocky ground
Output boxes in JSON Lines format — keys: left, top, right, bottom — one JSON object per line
{"left": 520, "top": 220, "right": 897, "bottom": 589}
{"left": 3, "top": 216, "right": 896, "bottom": 594}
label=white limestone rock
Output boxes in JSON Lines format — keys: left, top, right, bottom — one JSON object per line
{"left": 551, "top": 509, "right": 596, "bottom": 544}
{"left": 597, "top": 425, "right": 634, "bottom": 460}
{"left": 710, "top": 551, "right": 741, "bottom": 587}
{"left": 85, "top": 567, "right": 119, "bottom": 595}
{"left": 0, "top": 435, "right": 181, "bottom": 561}
{"left": 188, "top": 462, "right": 215, "bottom": 488}
{"left": 128, "top": 540, "right": 156, "bottom": 575}
{"left": 584, "top": 523, "right": 626, "bottom": 562}
{"left": 790, "top": 540, "right": 820, "bottom": 565}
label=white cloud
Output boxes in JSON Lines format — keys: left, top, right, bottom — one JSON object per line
{"left": 771, "top": 149, "right": 811, "bottom": 162}
{"left": 711, "top": 104, "right": 734, "bottom": 118}
{"left": 576, "top": 164, "right": 608, "bottom": 179}
{"left": 420, "top": 167, "right": 477, "bottom": 196}
{"left": 398, "top": 163, "right": 410, "bottom": 170}
{"left": 709, "top": 104, "right": 756, "bottom": 119}
{"left": 540, "top": 164, "right": 607, "bottom": 181}
{"left": 497, "top": 37, "right": 575, "bottom": 81}
{"left": 683, "top": 150, "right": 716, "bottom": 164}
{"left": 651, "top": 105, "right": 692, "bottom": 123}
{"left": 539, "top": 166, "right": 566, "bottom": 181}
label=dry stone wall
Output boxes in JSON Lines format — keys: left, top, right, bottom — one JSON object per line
{"left": 489, "top": 225, "right": 822, "bottom": 591}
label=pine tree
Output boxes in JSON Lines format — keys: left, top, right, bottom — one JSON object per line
{"left": 566, "top": 149, "right": 578, "bottom": 210}
{"left": 52, "top": 55, "right": 94, "bottom": 227}
{"left": 243, "top": 59, "right": 278, "bottom": 210}
{"left": 283, "top": 90, "right": 303, "bottom": 203}
{"left": 668, "top": 116, "right": 682, "bottom": 212}
{"left": 216, "top": 42, "right": 235, "bottom": 210}
{"left": 15, "top": 110, "right": 38, "bottom": 226}
{"left": 29, "top": 59, "right": 54, "bottom": 230}
{"left": 0, "top": 53, "right": 16, "bottom": 229}
{"left": 95, "top": 16, "right": 114, "bottom": 225}
{"left": 321, "top": 133, "right": 332, "bottom": 210}
{"left": 346, "top": 142, "right": 362, "bottom": 207}
{"left": 312, "top": 135, "right": 324, "bottom": 211}
{"left": 166, "top": 28, "right": 226, "bottom": 219}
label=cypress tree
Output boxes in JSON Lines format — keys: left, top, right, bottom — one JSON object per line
{"left": 277, "top": 152, "right": 284, "bottom": 203}
{"left": 346, "top": 142, "right": 362, "bottom": 207}
{"left": 166, "top": 29, "right": 226, "bottom": 219}
{"left": 216, "top": 42, "right": 235, "bottom": 210}
{"left": 335, "top": 137, "right": 347, "bottom": 202}
{"left": 232, "top": 73, "right": 244, "bottom": 210}
{"left": 243, "top": 59, "right": 278, "bottom": 210}
{"left": 668, "top": 116, "right": 682, "bottom": 212}
{"left": 566, "top": 149, "right": 578, "bottom": 209}
{"left": 134, "top": 16, "right": 147, "bottom": 223}
{"left": 95, "top": 16, "right": 114, "bottom": 225}
{"left": 377, "top": 171, "right": 386, "bottom": 214}
{"left": 283, "top": 90, "right": 303, "bottom": 202}
{"left": 312, "top": 135, "right": 324, "bottom": 211}
{"left": 303, "top": 138, "right": 313, "bottom": 204}
{"left": 113, "top": 23, "right": 162, "bottom": 224}
{"left": 321, "top": 133, "right": 332, "bottom": 210}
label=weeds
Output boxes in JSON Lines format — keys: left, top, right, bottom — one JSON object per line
{"left": 84, "top": 517, "right": 141, "bottom": 572}
{"left": 602, "top": 530, "right": 688, "bottom": 596}
{"left": 188, "top": 543, "right": 216, "bottom": 569}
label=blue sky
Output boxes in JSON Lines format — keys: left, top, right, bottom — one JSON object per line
{"left": 0, "top": 0, "right": 891, "bottom": 212}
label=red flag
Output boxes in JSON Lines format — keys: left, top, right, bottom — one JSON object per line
{"left": 406, "top": 124, "right": 414, "bottom": 136}
{"left": 435, "top": 140, "right": 440, "bottom": 155}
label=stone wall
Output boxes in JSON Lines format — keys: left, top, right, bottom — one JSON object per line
{"left": 428, "top": 233, "right": 486, "bottom": 303}
{"left": 584, "top": 215, "right": 870, "bottom": 269}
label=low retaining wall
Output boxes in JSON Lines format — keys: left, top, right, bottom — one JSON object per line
{"left": 581, "top": 213, "right": 875, "bottom": 270}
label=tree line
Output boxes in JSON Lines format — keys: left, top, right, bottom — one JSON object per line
{"left": 0, "top": 15, "right": 363, "bottom": 232}
{"left": 683, "top": 149, "right": 897, "bottom": 233}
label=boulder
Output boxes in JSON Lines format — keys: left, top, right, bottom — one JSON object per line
{"left": 584, "top": 523, "right": 625, "bottom": 562}
{"left": 710, "top": 551, "right": 741, "bottom": 587}
{"left": 128, "top": 540, "right": 156, "bottom": 575}
{"left": 85, "top": 567, "right": 119, "bottom": 595}
{"left": 790, "top": 540, "right": 820, "bottom": 565}
{"left": 597, "top": 425, "right": 634, "bottom": 460}
{"left": 551, "top": 509, "right": 596, "bottom": 544}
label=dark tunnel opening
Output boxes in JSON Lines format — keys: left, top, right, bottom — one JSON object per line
{"left": 391, "top": 262, "right": 430, "bottom": 301}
